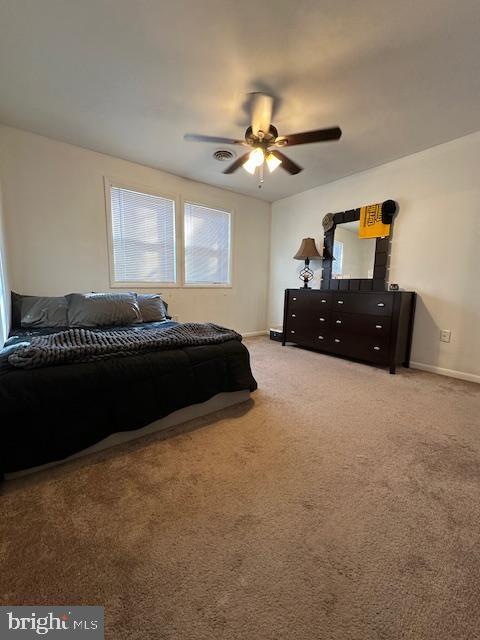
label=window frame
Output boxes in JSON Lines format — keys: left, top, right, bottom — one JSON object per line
{"left": 182, "top": 198, "right": 234, "bottom": 289}
{"left": 104, "top": 177, "right": 181, "bottom": 289}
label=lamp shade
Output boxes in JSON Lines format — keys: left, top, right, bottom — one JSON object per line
{"left": 293, "top": 237, "right": 322, "bottom": 260}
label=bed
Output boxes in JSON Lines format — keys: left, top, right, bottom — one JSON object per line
{"left": 0, "top": 300, "right": 257, "bottom": 477}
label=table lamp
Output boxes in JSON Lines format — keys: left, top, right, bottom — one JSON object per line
{"left": 293, "top": 238, "right": 322, "bottom": 289}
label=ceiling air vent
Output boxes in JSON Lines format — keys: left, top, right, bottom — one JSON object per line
{"left": 213, "top": 149, "right": 235, "bottom": 162}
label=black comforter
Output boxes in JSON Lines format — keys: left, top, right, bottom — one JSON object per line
{"left": 0, "top": 322, "right": 257, "bottom": 475}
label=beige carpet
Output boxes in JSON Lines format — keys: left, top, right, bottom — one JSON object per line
{"left": 1, "top": 337, "right": 480, "bottom": 639}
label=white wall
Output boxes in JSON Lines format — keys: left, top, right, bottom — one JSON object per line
{"left": 2, "top": 124, "right": 479, "bottom": 381}
{"left": 0, "top": 183, "right": 11, "bottom": 347}
{"left": 0, "top": 125, "right": 271, "bottom": 335}
{"left": 269, "top": 132, "right": 480, "bottom": 381}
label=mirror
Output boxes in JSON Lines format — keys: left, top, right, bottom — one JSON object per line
{"left": 332, "top": 221, "right": 376, "bottom": 279}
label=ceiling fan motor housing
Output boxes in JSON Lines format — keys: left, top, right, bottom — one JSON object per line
{"left": 245, "top": 124, "right": 278, "bottom": 146}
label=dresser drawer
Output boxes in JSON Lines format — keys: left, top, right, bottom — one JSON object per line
{"left": 286, "top": 312, "right": 331, "bottom": 335}
{"left": 288, "top": 290, "right": 313, "bottom": 312}
{"left": 331, "top": 313, "right": 391, "bottom": 338}
{"left": 329, "top": 333, "right": 360, "bottom": 357}
{"left": 366, "top": 341, "right": 391, "bottom": 364}
{"left": 316, "top": 312, "right": 331, "bottom": 326}
{"left": 285, "top": 319, "right": 331, "bottom": 348}
{"left": 330, "top": 333, "right": 390, "bottom": 364}
{"left": 311, "top": 330, "right": 332, "bottom": 348}
{"left": 315, "top": 292, "right": 333, "bottom": 309}
{"left": 284, "top": 321, "right": 315, "bottom": 346}
{"left": 332, "top": 292, "right": 393, "bottom": 315}
{"left": 287, "top": 290, "right": 332, "bottom": 312}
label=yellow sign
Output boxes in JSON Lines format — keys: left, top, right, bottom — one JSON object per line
{"left": 359, "top": 203, "right": 391, "bottom": 238}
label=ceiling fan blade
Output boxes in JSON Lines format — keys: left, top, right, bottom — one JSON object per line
{"left": 222, "top": 152, "right": 251, "bottom": 174}
{"left": 277, "top": 127, "right": 342, "bottom": 147}
{"left": 250, "top": 93, "right": 274, "bottom": 137}
{"left": 270, "top": 150, "right": 303, "bottom": 175}
{"left": 184, "top": 133, "right": 245, "bottom": 145}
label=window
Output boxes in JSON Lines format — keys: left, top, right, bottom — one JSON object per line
{"left": 109, "top": 185, "right": 176, "bottom": 285}
{"left": 332, "top": 239, "right": 344, "bottom": 277}
{"left": 184, "top": 202, "right": 231, "bottom": 286}
{"left": 106, "top": 182, "right": 233, "bottom": 288}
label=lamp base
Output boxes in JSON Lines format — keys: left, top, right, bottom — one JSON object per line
{"left": 299, "top": 260, "right": 314, "bottom": 289}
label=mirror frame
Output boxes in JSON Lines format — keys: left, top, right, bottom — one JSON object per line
{"left": 321, "top": 208, "right": 390, "bottom": 291}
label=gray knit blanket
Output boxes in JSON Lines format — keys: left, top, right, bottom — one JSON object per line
{"left": 7, "top": 323, "right": 242, "bottom": 370}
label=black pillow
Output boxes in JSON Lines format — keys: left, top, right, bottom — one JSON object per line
{"left": 137, "top": 294, "right": 168, "bottom": 322}
{"left": 66, "top": 292, "right": 142, "bottom": 327}
{"left": 12, "top": 292, "right": 69, "bottom": 328}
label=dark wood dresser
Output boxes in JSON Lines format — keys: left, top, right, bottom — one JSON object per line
{"left": 282, "top": 289, "right": 416, "bottom": 373}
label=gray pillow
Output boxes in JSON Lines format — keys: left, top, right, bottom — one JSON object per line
{"left": 20, "top": 295, "right": 69, "bottom": 328}
{"left": 137, "top": 294, "right": 168, "bottom": 322}
{"left": 66, "top": 292, "right": 142, "bottom": 327}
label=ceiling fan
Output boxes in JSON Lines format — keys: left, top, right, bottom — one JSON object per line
{"left": 184, "top": 93, "right": 342, "bottom": 182}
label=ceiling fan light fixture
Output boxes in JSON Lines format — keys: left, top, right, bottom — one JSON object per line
{"left": 266, "top": 152, "right": 282, "bottom": 173}
{"left": 250, "top": 147, "right": 264, "bottom": 167}
{"left": 242, "top": 158, "right": 257, "bottom": 174}
{"left": 243, "top": 147, "right": 264, "bottom": 174}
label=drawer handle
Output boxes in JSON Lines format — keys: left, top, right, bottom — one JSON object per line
{"left": 373, "top": 346, "right": 381, "bottom": 351}
{"left": 335, "top": 320, "right": 342, "bottom": 324}
{"left": 291, "top": 314, "right": 296, "bottom": 317}
{"left": 334, "top": 338, "right": 341, "bottom": 343}
{"left": 375, "top": 324, "right": 382, "bottom": 329}
{"left": 321, "top": 299, "right": 327, "bottom": 303}
{"left": 318, "top": 335, "right": 324, "bottom": 340}
{"left": 337, "top": 300, "right": 344, "bottom": 305}
{"left": 290, "top": 330, "right": 295, "bottom": 334}
{"left": 319, "top": 317, "right": 325, "bottom": 322}
{"left": 377, "top": 302, "right": 385, "bottom": 307}
{"left": 293, "top": 297, "right": 297, "bottom": 301}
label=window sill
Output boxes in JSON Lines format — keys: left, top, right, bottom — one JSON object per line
{"left": 110, "top": 281, "right": 232, "bottom": 290}
{"left": 183, "top": 283, "right": 232, "bottom": 289}
{"left": 110, "top": 281, "right": 179, "bottom": 289}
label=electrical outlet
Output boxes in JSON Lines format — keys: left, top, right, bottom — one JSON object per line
{"left": 440, "top": 329, "right": 451, "bottom": 343}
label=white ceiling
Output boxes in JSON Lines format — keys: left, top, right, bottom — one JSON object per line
{"left": 0, "top": 0, "right": 479, "bottom": 202}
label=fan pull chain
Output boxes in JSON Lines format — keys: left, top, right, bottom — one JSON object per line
{"left": 258, "top": 163, "right": 264, "bottom": 189}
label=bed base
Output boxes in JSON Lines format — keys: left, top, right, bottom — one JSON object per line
{"left": 5, "top": 390, "right": 251, "bottom": 479}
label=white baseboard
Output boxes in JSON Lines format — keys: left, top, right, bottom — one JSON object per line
{"left": 242, "top": 330, "right": 268, "bottom": 338}
{"left": 410, "top": 361, "right": 480, "bottom": 384}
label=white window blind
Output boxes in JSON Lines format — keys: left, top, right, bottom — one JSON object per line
{"left": 110, "top": 186, "right": 176, "bottom": 284}
{"left": 184, "top": 203, "right": 231, "bottom": 285}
